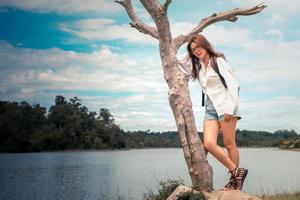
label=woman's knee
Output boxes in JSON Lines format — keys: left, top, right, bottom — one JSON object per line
{"left": 203, "top": 141, "right": 217, "bottom": 151}
{"left": 224, "top": 142, "right": 237, "bottom": 151}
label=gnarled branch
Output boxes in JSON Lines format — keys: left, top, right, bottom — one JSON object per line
{"left": 163, "top": 0, "right": 172, "bottom": 12}
{"left": 115, "top": 0, "right": 159, "bottom": 39}
{"left": 173, "top": 2, "right": 267, "bottom": 50}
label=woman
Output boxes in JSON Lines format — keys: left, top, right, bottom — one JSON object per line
{"left": 178, "top": 34, "right": 248, "bottom": 191}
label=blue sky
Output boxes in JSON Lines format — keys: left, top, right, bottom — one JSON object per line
{"left": 0, "top": 0, "right": 300, "bottom": 133}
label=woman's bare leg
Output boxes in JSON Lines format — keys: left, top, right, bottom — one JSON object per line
{"left": 203, "top": 119, "right": 236, "bottom": 171}
{"left": 219, "top": 117, "right": 239, "bottom": 167}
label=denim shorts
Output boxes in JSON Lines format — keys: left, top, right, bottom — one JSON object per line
{"left": 204, "top": 95, "right": 242, "bottom": 121}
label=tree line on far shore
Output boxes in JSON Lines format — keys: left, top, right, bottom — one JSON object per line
{"left": 0, "top": 95, "right": 298, "bottom": 153}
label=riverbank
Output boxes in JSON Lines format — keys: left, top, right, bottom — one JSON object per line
{"left": 278, "top": 148, "right": 300, "bottom": 152}
{"left": 260, "top": 191, "right": 300, "bottom": 200}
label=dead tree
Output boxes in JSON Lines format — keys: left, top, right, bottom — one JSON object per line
{"left": 116, "top": 0, "right": 266, "bottom": 192}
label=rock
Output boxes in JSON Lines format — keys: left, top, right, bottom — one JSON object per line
{"left": 166, "top": 185, "right": 202, "bottom": 200}
{"left": 203, "top": 190, "right": 261, "bottom": 200}
{"left": 166, "top": 185, "right": 262, "bottom": 200}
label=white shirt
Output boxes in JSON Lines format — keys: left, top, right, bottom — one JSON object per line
{"left": 178, "top": 55, "right": 240, "bottom": 117}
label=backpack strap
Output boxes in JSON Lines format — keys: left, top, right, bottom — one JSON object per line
{"left": 200, "top": 56, "right": 227, "bottom": 107}
{"left": 202, "top": 90, "right": 205, "bottom": 107}
{"left": 211, "top": 57, "right": 228, "bottom": 89}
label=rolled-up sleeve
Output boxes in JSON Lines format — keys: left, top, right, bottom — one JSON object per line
{"left": 177, "top": 53, "right": 193, "bottom": 79}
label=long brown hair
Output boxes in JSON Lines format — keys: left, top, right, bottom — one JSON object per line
{"left": 187, "top": 34, "right": 228, "bottom": 89}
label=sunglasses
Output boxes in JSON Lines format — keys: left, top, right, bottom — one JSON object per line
{"left": 191, "top": 44, "right": 203, "bottom": 53}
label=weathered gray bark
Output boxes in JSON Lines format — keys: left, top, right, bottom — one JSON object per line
{"left": 116, "top": 0, "right": 266, "bottom": 192}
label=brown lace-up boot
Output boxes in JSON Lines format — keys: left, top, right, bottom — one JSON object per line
{"left": 220, "top": 166, "right": 248, "bottom": 191}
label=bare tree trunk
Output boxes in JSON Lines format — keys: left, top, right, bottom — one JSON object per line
{"left": 115, "top": 0, "right": 266, "bottom": 192}
{"left": 167, "top": 56, "right": 214, "bottom": 191}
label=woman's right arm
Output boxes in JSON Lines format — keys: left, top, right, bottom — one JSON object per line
{"left": 177, "top": 52, "right": 193, "bottom": 80}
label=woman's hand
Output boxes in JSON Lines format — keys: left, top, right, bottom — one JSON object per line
{"left": 223, "top": 113, "right": 233, "bottom": 122}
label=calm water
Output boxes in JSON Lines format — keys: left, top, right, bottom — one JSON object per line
{"left": 0, "top": 148, "right": 299, "bottom": 200}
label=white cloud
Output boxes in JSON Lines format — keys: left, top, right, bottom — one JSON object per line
{"left": 264, "top": 29, "right": 283, "bottom": 39}
{"left": 226, "top": 0, "right": 299, "bottom": 33}
{"left": 202, "top": 25, "right": 252, "bottom": 47}
{"left": 238, "top": 39, "right": 300, "bottom": 82}
{"left": 60, "top": 18, "right": 253, "bottom": 47}
{"left": 171, "top": 21, "right": 195, "bottom": 37}
{"left": 0, "top": 0, "right": 122, "bottom": 14}
{"left": 238, "top": 96, "right": 300, "bottom": 132}
{"left": 171, "top": 22, "right": 252, "bottom": 47}
{"left": 59, "top": 18, "right": 158, "bottom": 45}
{"left": 83, "top": 93, "right": 177, "bottom": 131}
{"left": 0, "top": 41, "right": 165, "bottom": 95}
{"left": 266, "top": 14, "right": 287, "bottom": 27}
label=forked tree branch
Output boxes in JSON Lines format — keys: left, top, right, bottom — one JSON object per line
{"left": 173, "top": 2, "right": 267, "bottom": 50}
{"left": 115, "top": 0, "right": 159, "bottom": 39}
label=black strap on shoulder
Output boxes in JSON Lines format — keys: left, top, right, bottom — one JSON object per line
{"left": 211, "top": 56, "right": 228, "bottom": 89}
{"left": 200, "top": 56, "right": 228, "bottom": 107}
{"left": 202, "top": 90, "right": 205, "bottom": 106}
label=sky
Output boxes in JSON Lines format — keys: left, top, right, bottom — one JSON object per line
{"left": 0, "top": 0, "right": 300, "bottom": 133}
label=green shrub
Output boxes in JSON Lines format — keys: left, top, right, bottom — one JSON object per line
{"left": 177, "top": 192, "right": 204, "bottom": 200}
